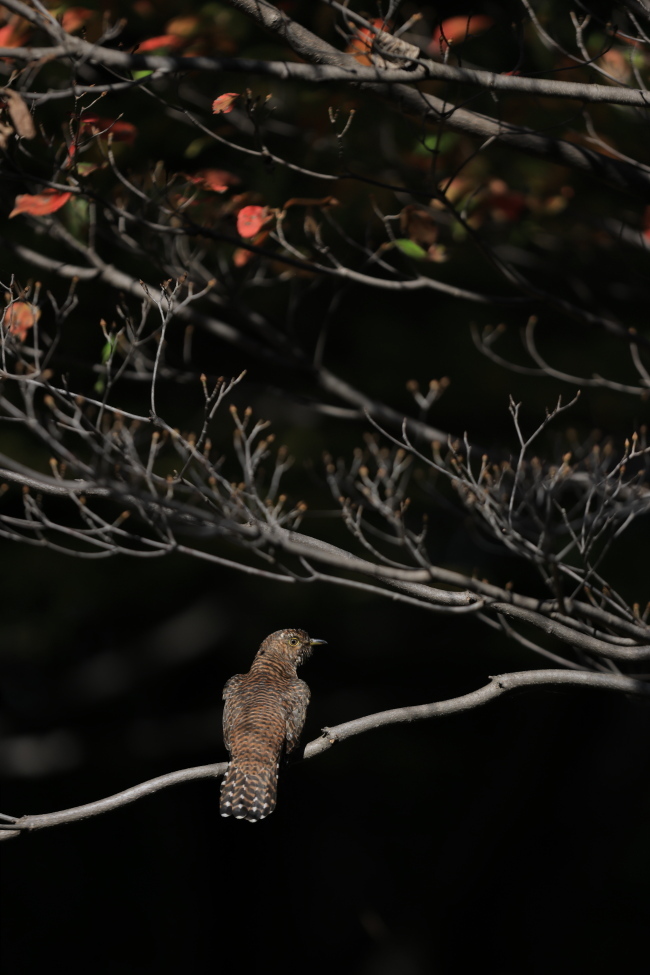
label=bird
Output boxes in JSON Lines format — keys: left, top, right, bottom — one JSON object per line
{"left": 220, "top": 628, "right": 326, "bottom": 822}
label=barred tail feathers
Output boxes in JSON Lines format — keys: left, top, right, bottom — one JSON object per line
{"left": 220, "top": 763, "right": 278, "bottom": 822}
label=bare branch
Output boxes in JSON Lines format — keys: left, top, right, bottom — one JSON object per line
{"left": 2, "top": 668, "right": 648, "bottom": 840}
{"left": 3, "top": 0, "right": 649, "bottom": 106}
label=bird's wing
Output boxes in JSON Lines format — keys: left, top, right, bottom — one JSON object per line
{"left": 222, "top": 673, "right": 245, "bottom": 752}
{"left": 283, "top": 678, "right": 311, "bottom": 755}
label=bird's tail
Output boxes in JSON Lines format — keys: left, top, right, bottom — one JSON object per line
{"left": 220, "top": 763, "right": 278, "bottom": 822}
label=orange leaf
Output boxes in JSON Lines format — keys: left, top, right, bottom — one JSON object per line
{"left": 80, "top": 115, "right": 136, "bottom": 144}
{"left": 61, "top": 8, "right": 94, "bottom": 33}
{"left": 429, "top": 15, "right": 494, "bottom": 54}
{"left": 345, "top": 18, "right": 391, "bottom": 65}
{"left": 166, "top": 16, "right": 201, "bottom": 38}
{"left": 10, "top": 189, "right": 72, "bottom": 218}
{"left": 212, "top": 93, "right": 240, "bottom": 114}
{"left": 137, "top": 34, "right": 183, "bottom": 53}
{"left": 237, "top": 205, "right": 270, "bottom": 238}
{"left": 3, "top": 301, "right": 39, "bottom": 341}
{"left": 233, "top": 247, "right": 255, "bottom": 268}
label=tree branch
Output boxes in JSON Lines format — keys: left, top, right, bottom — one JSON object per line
{"left": 2, "top": 668, "right": 648, "bottom": 839}
{"left": 4, "top": 37, "right": 650, "bottom": 107}
{"left": 223, "top": 0, "right": 650, "bottom": 201}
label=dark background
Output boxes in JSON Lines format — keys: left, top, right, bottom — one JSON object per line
{"left": 2, "top": 1, "right": 650, "bottom": 973}
{"left": 2, "top": 551, "right": 649, "bottom": 974}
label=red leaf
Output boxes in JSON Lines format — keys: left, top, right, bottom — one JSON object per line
{"left": 236, "top": 205, "right": 269, "bottom": 238}
{"left": 10, "top": 189, "right": 72, "bottom": 218}
{"left": 137, "top": 34, "right": 183, "bottom": 53}
{"left": 212, "top": 93, "right": 240, "bottom": 115}
{"left": 3, "top": 301, "right": 39, "bottom": 341}
{"left": 486, "top": 179, "right": 526, "bottom": 222}
{"left": 80, "top": 115, "right": 137, "bottom": 144}
{"left": 186, "top": 169, "right": 240, "bottom": 193}
{"left": 0, "top": 15, "right": 32, "bottom": 48}
{"left": 429, "top": 15, "right": 494, "bottom": 54}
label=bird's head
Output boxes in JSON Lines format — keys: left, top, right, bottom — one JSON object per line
{"left": 261, "top": 628, "right": 327, "bottom": 666}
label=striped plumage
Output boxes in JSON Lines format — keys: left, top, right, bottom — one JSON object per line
{"left": 220, "top": 628, "right": 326, "bottom": 822}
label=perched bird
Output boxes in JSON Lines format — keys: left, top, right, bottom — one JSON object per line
{"left": 220, "top": 628, "right": 326, "bottom": 822}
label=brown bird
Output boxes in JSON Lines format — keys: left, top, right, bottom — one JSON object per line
{"left": 220, "top": 628, "right": 326, "bottom": 822}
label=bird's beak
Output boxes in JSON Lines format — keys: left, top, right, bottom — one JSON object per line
{"left": 309, "top": 638, "right": 327, "bottom": 646}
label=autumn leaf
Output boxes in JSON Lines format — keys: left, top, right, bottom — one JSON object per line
{"left": 61, "top": 8, "right": 95, "bottom": 33}
{"left": 484, "top": 179, "right": 526, "bottom": 223}
{"left": 599, "top": 48, "right": 632, "bottom": 83}
{"left": 79, "top": 116, "right": 137, "bottom": 145}
{"left": 10, "top": 189, "right": 72, "bottom": 218}
{"left": 237, "top": 205, "right": 270, "bottom": 238}
{"left": 0, "top": 13, "right": 32, "bottom": 48}
{"left": 429, "top": 15, "right": 494, "bottom": 54}
{"left": 233, "top": 229, "right": 271, "bottom": 267}
{"left": 345, "top": 18, "right": 391, "bottom": 65}
{"left": 166, "top": 16, "right": 201, "bottom": 39}
{"left": 3, "top": 301, "right": 40, "bottom": 341}
{"left": 212, "top": 93, "right": 240, "bottom": 115}
{"left": 76, "top": 162, "right": 103, "bottom": 176}
{"left": 233, "top": 247, "right": 255, "bottom": 268}
{"left": 137, "top": 34, "right": 184, "bottom": 53}
{"left": 185, "top": 169, "right": 241, "bottom": 193}
{"left": 0, "top": 89, "right": 36, "bottom": 139}
{"left": 400, "top": 205, "right": 438, "bottom": 248}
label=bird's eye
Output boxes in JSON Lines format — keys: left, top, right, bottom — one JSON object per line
{"left": 288, "top": 637, "right": 300, "bottom": 647}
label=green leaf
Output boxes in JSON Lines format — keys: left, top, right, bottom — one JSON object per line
{"left": 394, "top": 238, "right": 428, "bottom": 259}
{"left": 101, "top": 336, "right": 117, "bottom": 363}
{"left": 65, "top": 195, "right": 89, "bottom": 241}
{"left": 184, "top": 137, "right": 213, "bottom": 159}
{"left": 413, "top": 132, "right": 458, "bottom": 157}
